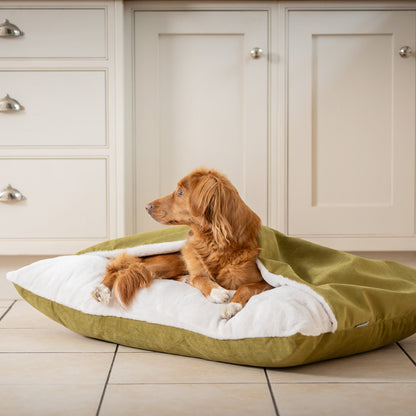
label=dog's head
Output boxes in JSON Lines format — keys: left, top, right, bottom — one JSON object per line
{"left": 146, "top": 168, "right": 261, "bottom": 247}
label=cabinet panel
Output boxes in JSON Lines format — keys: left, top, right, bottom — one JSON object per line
{"left": 311, "top": 34, "right": 393, "bottom": 208}
{"left": 133, "top": 11, "right": 268, "bottom": 232}
{"left": 158, "top": 34, "right": 245, "bottom": 193}
{"left": 288, "top": 11, "right": 416, "bottom": 237}
{"left": 0, "top": 71, "right": 106, "bottom": 147}
{"left": 0, "top": 8, "right": 106, "bottom": 58}
{"left": 0, "top": 158, "right": 108, "bottom": 239}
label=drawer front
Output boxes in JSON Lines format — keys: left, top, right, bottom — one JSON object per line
{"left": 0, "top": 8, "right": 106, "bottom": 58}
{"left": 0, "top": 158, "right": 108, "bottom": 239}
{"left": 0, "top": 71, "right": 106, "bottom": 147}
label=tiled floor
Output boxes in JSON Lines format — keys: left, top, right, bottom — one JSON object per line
{"left": 0, "top": 298, "right": 415, "bottom": 416}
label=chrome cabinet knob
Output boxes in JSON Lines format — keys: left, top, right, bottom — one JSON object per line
{"left": 399, "top": 46, "right": 413, "bottom": 58}
{"left": 0, "top": 94, "right": 24, "bottom": 112}
{"left": 250, "top": 47, "right": 263, "bottom": 59}
{"left": 0, "top": 19, "right": 24, "bottom": 38}
{"left": 0, "top": 184, "right": 25, "bottom": 202}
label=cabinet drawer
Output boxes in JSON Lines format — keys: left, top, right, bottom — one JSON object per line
{"left": 0, "top": 158, "right": 108, "bottom": 239}
{"left": 0, "top": 8, "right": 106, "bottom": 58}
{"left": 0, "top": 71, "right": 106, "bottom": 147}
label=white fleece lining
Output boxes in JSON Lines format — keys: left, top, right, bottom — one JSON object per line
{"left": 7, "top": 240, "right": 337, "bottom": 340}
{"left": 83, "top": 240, "right": 186, "bottom": 259}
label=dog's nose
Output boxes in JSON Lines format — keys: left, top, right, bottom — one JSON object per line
{"left": 145, "top": 203, "right": 153, "bottom": 214}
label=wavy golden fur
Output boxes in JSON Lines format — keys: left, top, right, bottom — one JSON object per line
{"left": 92, "top": 168, "right": 272, "bottom": 319}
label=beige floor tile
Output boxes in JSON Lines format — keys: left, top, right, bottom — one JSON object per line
{"left": 110, "top": 352, "right": 266, "bottom": 384}
{"left": 267, "top": 344, "right": 416, "bottom": 383}
{"left": 0, "top": 300, "right": 62, "bottom": 329}
{"left": 0, "top": 353, "right": 114, "bottom": 385}
{"left": 400, "top": 333, "right": 416, "bottom": 345}
{"left": 0, "top": 300, "right": 14, "bottom": 308}
{"left": 272, "top": 383, "right": 416, "bottom": 416}
{"left": 0, "top": 384, "right": 103, "bottom": 416}
{"left": 0, "top": 328, "right": 116, "bottom": 353}
{"left": 0, "top": 300, "right": 14, "bottom": 320}
{"left": 402, "top": 344, "right": 416, "bottom": 361}
{"left": 0, "top": 280, "right": 20, "bottom": 300}
{"left": 0, "top": 308, "right": 8, "bottom": 320}
{"left": 101, "top": 383, "right": 276, "bottom": 416}
{"left": 399, "top": 334, "right": 416, "bottom": 362}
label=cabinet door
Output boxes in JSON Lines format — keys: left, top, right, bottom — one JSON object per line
{"left": 133, "top": 11, "right": 268, "bottom": 232}
{"left": 288, "top": 11, "right": 416, "bottom": 239}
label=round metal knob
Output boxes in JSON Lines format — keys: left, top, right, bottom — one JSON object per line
{"left": 0, "top": 184, "right": 25, "bottom": 202}
{"left": 399, "top": 46, "right": 413, "bottom": 58}
{"left": 250, "top": 47, "right": 263, "bottom": 59}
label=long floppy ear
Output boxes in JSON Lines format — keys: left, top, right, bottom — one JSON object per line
{"left": 217, "top": 179, "right": 261, "bottom": 247}
{"left": 189, "top": 175, "right": 233, "bottom": 245}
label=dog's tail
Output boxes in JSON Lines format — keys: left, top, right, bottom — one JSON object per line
{"left": 107, "top": 252, "right": 153, "bottom": 308}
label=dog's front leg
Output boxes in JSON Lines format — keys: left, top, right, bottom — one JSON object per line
{"left": 222, "top": 281, "right": 273, "bottom": 319}
{"left": 182, "top": 243, "right": 231, "bottom": 303}
{"left": 189, "top": 275, "right": 232, "bottom": 304}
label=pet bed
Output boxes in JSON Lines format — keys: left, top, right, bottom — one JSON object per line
{"left": 7, "top": 226, "right": 416, "bottom": 367}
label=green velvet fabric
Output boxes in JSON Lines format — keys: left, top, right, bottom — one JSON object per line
{"left": 257, "top": 227, "right": 416, "bottom": 334}
{"left": 14, "top": 226, "right": 416, "bottom": 367}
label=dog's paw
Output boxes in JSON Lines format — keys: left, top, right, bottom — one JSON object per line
{"left": 208, "top": 287, "right": 232, "bottom": 304}
{"left": 91, "top": 284, "right": 111, "bottom": 304}
{"left": 221, "top": 302, "right": 242, "bottom": 320}
{"left": 179, "top": 275, "right": 191, "bottom": 284}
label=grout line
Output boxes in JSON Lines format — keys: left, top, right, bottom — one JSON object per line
{"left": 96, "top": 344, "right": 119, "bottom": 416}
{"left": 264, "top": 369, "right": 280, "bottom": 416}
{"left": 0, "top": 300, "right": 17, "bottom": 322}
{"left": 396, "top": 342, "right": 416, "bottom": 367}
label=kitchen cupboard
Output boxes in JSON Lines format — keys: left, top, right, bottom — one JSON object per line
{"left": 286, "top": 8, "right": 416, "bottom": 249}
{"left": 128, "top": 1, "right": 416, "bottom": 250}
{"left": 2, "top": 1, "right": 416, "bottom": 255}
{"left": 129, "top": 9, "right": 269, "bottom": 232}
{"left": 0, "top": 1, "right": 123, "bottom": 255}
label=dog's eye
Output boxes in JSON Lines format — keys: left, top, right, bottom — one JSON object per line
{"left": 176, "top": 188, "right": 184, "bottom": 196}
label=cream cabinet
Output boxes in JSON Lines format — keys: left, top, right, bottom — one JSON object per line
{"left": 127, "top": 6, "right": 269, "bottom": 233}
{"left": 126, "top": 1, "right": 416, "bottom": 250}
{"left": 0, "top": 1, "right": 123, "bottom": 255}
{"left": 286, "top": 8, "right": 416, "bottom": 250}
{"left": 2, "top": 1, "right": 416, "bottom": 255}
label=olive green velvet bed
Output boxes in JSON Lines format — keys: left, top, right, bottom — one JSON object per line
{"left": 7, "top": 226, "right": 416, "bottom": 367}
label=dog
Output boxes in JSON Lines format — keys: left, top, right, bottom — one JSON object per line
{"left": 92, "top": 168, "right": 272, "bottom": 319}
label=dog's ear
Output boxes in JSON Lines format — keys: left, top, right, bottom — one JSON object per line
{"left": 189, "top": 170, "right": 261, "bottom": 247}
{"left": 189, "top": 175, "right": 232, "bottom": 245}
{"left": 216, "top": 179, "right": 261, "bottom": 247}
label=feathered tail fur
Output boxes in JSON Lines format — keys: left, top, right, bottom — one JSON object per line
{"left": 105, "top": 252, "right": 153, "bottom": 308}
